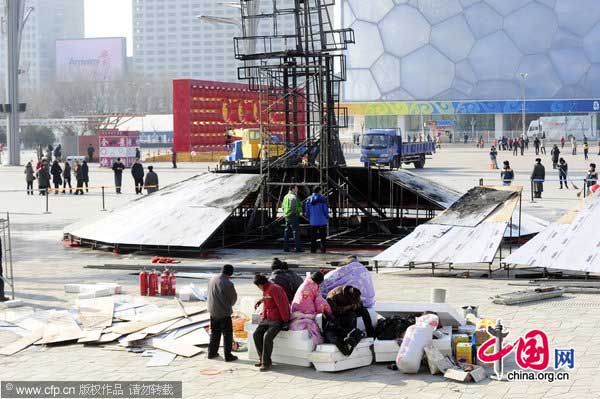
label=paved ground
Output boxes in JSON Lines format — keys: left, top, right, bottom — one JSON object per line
{"left": 0, "top": 144, "right": 599, "bottom": 398}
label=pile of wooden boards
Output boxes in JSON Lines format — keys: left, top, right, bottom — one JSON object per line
{"left": 0, "top": 295, "right": 211, "bottom": 367}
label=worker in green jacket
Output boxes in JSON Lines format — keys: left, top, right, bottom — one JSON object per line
{"left": 282, "top": 185, "right": 303, "bottom": 252}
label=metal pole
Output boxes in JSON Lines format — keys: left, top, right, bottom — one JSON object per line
{"left": 7, "top": 213, "right": 14, "bottom": 300}
{"left": 101, "top": 186, "right": 106, "bottom": 211}
{"left": 44, "top": 191, "right": 50, "bottom": 214}
{"left": 5, "top": 1, "right": 25, "bottom": 166}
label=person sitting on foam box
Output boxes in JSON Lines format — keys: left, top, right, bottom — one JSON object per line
{"left": 289, "top": 271, "right": 332, "bottom": 345}
{"left": 320, "top": 255, "right": 375, "bottom": 308}
{"left": 252, "top": 274, "right": 290, "bottom": 372}
{"left": 322, "top": 285, "right": 372, "bottom": 356}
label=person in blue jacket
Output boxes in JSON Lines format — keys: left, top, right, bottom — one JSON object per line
{"left": 305, "top": 187, "right": 329, "bottom": 253}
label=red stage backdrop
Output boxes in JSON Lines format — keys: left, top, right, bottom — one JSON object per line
{"left": 98, "top": 130, "right": 140, "bottom": 168}
{"left": 173, "top": 79, "right": 305, "bottom": 153}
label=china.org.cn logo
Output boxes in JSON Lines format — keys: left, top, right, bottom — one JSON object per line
{"left": 476, "top": 320, "right": 574, "bottom": 382}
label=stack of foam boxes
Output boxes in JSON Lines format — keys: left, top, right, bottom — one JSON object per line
{"left": 308, "top": 308, "right": 378, "bottom": 372}
{"left": 245, "top": 322, "right": 315, "bottom": 367}
{"left": 309, "top": 338, "right": 374, "bottom": 372}
{"left": 244, "top": 308, "right": 379, "bottom": 371}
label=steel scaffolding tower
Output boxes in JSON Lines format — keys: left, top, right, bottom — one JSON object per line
{"left": 233, "top": 0, "right": 354, "bottom": 188}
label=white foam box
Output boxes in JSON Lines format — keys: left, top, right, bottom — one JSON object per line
{"left": 432, "top": 326, "right": 452, "bottom": 357}
{"left": 309, "top": 338, "right": 374, "bottom": 372}
{"left": 245, "top": 322, "right": 315, "bottom": 368}
{"left": 374, "top": 339, "right": 401, "bottom": 363}
{"left": 65, "top": 283, "right": 122, "bottom": 295}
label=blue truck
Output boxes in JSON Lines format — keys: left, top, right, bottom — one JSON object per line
{"left": 360, "top": 129, "right": 435, "bottom": 169}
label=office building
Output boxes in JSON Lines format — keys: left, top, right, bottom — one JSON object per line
{"left": 0, "top": 0, "right": 85, "bottom": 89}
{"left": 132, "top": 0, "right": 240, "bottom": 81}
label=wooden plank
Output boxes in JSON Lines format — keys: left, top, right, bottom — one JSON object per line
{"left": 77, "top": 329, "right": 103, "bottom": 343}
{"left": 175, "top": 328, "right": 210, "bottom": 346}
{"left": 141, "top": 318, "right": 183, "bottom": 335}
{"left": 152, "top": 339, "right": 203, "bottom": 358}
{"left": 488, "top": 196, "right": 520, "bottom": 223}
{"left": 0, "top": 330, "right": 43, "bottom": 356}
{"left": 78, "top": 297, "right": 114, "bottom": 329}
{"left": 97, "top": 332, "right": 122, "bottom": 343}
{"left": 39, "top": 311, "right": 83, "bottom": 344}
{"left": 111, "top": 305, "right": 206, "bottom": 335}
{"left": 147, "top": 350, "right": 177, "bottom": 367}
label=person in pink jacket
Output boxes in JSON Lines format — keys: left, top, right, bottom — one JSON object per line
{"left": 289, "top": 271, "right": 332, "bottom": 344}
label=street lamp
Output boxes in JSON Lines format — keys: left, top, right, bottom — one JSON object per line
{"left": 520, "top": 72, "right": 528, "bottom": 140}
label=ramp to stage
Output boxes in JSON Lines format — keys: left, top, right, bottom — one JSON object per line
{"left": 373, "top": 186, "right": 522, "bottom": 267}
{"left": 64, "top": 173, "right": 262, "bottom": 248}
{"left": 505, "top": 192, "right": 600, "bottom": 273}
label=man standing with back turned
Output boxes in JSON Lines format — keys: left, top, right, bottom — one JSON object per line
{"left": 305, "top": 187, "right": 329, "bottom": 253}
{"left": 207, "top": 264, "right": 238, "bottom": 362}
{"left": 282, "top": 185, "right": 303, "bottom": 252}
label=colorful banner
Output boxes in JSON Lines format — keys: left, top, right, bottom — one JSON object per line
{"left": 98, "top": 130, "right": 140, "bottom": 168}
{"left": 343, "top": 99, "right": 600, "bottom": 116}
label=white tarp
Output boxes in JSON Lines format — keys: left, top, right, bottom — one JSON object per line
{"left": 65, "top": 173, "right": 261, "bottom": 248}
{"left": 504, "top": 192, "right": 600, "bottom": 272}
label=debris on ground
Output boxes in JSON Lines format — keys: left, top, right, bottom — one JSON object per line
{"left": 491, "top": 287, "right": 565, "bottom": 305}
{"left": 0, "top": 294, "right": 213, "bottom": 367}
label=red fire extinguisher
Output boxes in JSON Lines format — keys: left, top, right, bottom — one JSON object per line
{"left": 139, "top": 269, "right": 149, "bottom": 296}
{"left": 160, "top": 268, "right": 171, "bottom": 296}
{"left": 148, "top": 270, "right": 159, "bottom": 296}
{"left": 169, "top": 273, "right": 176, "bottom": 296}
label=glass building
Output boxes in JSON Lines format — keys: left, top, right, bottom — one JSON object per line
{"left": 341, "top": 0, "right": 600, "bottom": 139}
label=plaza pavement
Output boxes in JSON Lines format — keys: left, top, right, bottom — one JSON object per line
{"left": 0, "top": 144, "right": 599, "bottom": 398}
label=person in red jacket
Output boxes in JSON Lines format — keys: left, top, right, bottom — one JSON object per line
{"left": 252, "top": 274, "right": 290, "bottom": 372}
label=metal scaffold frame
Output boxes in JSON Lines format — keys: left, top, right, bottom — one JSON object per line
{"left": 234, "top": 0, "right": 353, "bottom": 187}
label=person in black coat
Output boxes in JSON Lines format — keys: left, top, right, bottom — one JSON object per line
{"left": 550, "top": 144, "right": 560, "bottom": 169}
{"left": 531, "top": 158, "right": 546, "bottom": 198}
{"left": 268, "top": 258, "right": 303, "bottom": 303}
{"left": 558, "top": 158, "right": 569, "bottom": 189}
{"left": 131, "top": 158, "right": 145, "bottom": 195}
{"left": 50, "top": 160, "right": 63, "bottom": 195}
{"left": 81, "top": 160, "right": 90, "bottom": 192}
{"left": 62, "top": 160, "right": 72, "bottom": 194}
{"left": 36, "top": 161, "right": 50, "bottom": 196}
{"left": 87, "top": 145, "right": 95, "bottom": 162}
{"left": 112, "top": 158, "right": 125, "bottom": 194}
{"left": 74, "top": 161, "right": 84, "bottom": 195}
{"left": 135, "top": 147, "right": 141, "bottom": 159}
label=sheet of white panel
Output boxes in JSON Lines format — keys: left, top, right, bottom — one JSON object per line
{"left": 505, "top": 193, "right": 600, "bottom": 272}
{"left": 64, "top": 173, "right": 261, "bottom": 248}
{"left": 381, "top": 170, "right": 461, "bottom": 209}
{"left": 373, "top": 222, "right": 507, "bottom": 266}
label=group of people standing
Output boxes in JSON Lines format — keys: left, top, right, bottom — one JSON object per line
{"left": 282, "top": 185, "right": 329, "bottom": 254}
{"left": 499, "top": 156, "right": 598, "bottom": 198}
{"left": 25, "top": 158, "right": 89, "bottom": 196}
{"left": 120, "top": 158, "right": 159, "bottom": 195}
{"left": 207, "top": 255, "right": 374, "bottom": 372}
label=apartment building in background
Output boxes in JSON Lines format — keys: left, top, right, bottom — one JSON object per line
{"left": 132, "top": 0, "right": 240, "bottom": 82}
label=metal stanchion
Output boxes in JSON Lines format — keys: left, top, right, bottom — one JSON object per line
{"left": 530, "top": 179, "right": 534, "bottom": 202}
{"left": 101, "top": 186, "right": 106, "bottom": 211}
{"left": 44, "top": 190, "right": 50, "bottom": 214}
